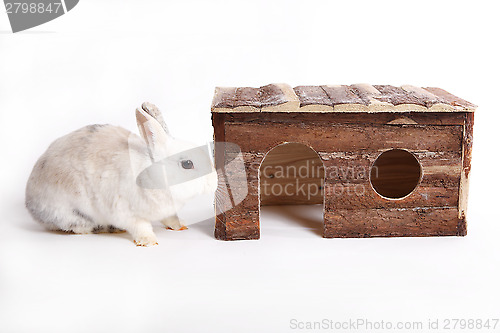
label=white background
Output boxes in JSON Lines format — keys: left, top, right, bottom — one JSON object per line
{"left": 0, "top": 1, "right": 499, "bottom": 332}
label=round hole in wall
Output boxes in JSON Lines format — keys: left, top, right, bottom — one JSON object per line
{"left": 370, "top": 149, "right": 422, "bottom": 199}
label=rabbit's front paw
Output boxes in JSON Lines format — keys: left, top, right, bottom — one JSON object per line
{"left": 129, "top": 220, "right": 158, "bottom": 246}
{"left": 133, "top": 233, "right": 158, "bottom": 247}
{"left": 161, "top": 215, "right": 188, "bottom": 231}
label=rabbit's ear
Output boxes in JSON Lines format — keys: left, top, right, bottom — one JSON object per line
{"left": 136, "top": 107, "right": 170, "bottom": 161}
{"left": 141, "top": 102, "right": 169, "bottom": 134}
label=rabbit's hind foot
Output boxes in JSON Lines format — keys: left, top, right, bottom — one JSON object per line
{"left": 161, "top": 215, "right": 188, "bottom": 231}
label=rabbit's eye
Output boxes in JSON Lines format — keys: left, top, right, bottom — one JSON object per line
{"left": 181, "top": 160, "right": 194, "bottom": 169}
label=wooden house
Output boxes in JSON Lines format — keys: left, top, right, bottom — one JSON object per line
{"left": 211, "top": 84, "right": 476, "bottom": 240}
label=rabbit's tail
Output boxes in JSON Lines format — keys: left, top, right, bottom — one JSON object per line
{"left": 25, "top": 197, "right": 98, "bottom": 234}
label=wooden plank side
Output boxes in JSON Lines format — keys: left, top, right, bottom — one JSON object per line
{"left": 324, "top": 182, "right": 458, "bottom": 210}
{"left": 218, "top": 151, "right": 260, "bottom": 240}
{"left": 320, "top": 150, "right": 460, "bottom": 209}
{"left": 324, "top": 207, "right": 461, "bottom": 237}
{"left": 212, "top": 112, "right": 226, "bottom": 169}
{"left": 215, "top": 151, "right": 262, "bottom": 240}
{"left": 214, "top": 215, "right": 227, "bottom": 240}
{"left": 255, "top": 150, "right": 460, "bottom": 208}
{"left": 212, "top": 112, "right": 227, "bottom": 240}
{"left": 458, "top": 112, "right": 474, "bottom": 235}
{"left": 221, "top": 126, "right": 461, "bottom": 210}
{"left": 220, "top": 152, "right": 262, "bottom": 206}
{"left": 319, "top": 151, "right": 461, "bottom": 184}
{"left": 223, "top": 112, "right": 466, "bottom": 126}
{"left": 225, "top": 208, "right": 260, "bottom": 240}
{"left": 216, "top": 201, "right": 260, "bottom": 240}
{"left": 225, "top": 122, "right": 463, "bottom": 153}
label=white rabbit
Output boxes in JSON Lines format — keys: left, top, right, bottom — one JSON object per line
{"left": 25, "top": 102, "right": 217, "bottom": 246}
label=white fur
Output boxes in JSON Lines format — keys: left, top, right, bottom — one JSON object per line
{"left": 25, "top": 104, "right": 217, "bottom": 246}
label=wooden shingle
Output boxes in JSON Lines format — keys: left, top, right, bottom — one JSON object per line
{"left": 212, "top": 83, "right": 476, "bottom": 113}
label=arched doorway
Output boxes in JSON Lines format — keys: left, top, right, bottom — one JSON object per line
{"left": 259, "top": 143, "right": 325, "bottom": 236}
